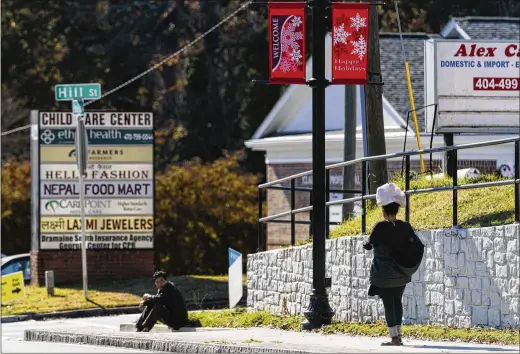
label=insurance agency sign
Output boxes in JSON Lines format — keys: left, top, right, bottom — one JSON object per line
{"left": 425, "top": 40, "right": 520, "bottom": 133}
{"left": 38, "top": 112, "right": 155, "bottom": 250}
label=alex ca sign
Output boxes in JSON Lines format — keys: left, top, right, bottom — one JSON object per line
{"left": 38, "top": 111, "right": 155, "bottom": 250}
{"left": 426, "top": 40, "right": 520, "bottom": 133}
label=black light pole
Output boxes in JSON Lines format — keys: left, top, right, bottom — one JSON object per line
{"left": 302, "top": 0, "right": 335, "bottom": 330}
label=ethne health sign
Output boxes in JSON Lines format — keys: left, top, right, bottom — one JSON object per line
{"left": 38, "top": 111, "right": 155, "bottom": 250}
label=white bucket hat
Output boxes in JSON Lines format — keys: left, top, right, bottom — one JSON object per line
{"left": 376, "top": 183, "right": 406, "bottom": 207}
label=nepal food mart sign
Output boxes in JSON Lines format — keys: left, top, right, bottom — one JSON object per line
{"left": 425, "top": 40, "right": 520, "bottom": 134}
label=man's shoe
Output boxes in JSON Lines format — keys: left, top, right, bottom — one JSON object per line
{"left": 398, "top": 335, "right": 403, "bottom": 345}
{"left": 142, "top": 327, "right": 151, "bottom": 332}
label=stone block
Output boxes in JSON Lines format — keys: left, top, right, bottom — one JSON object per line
{"left": 504, "top": 224, "right": 519, "bottom": 239}
{"left": 457, "top": 253, "right": 466, "bottom": 269}
{"left": 469, "top": 278, "right": 481, "bottom": 290}
{"left": 493, "top": 238, "right": 506, "bottom": 253}
{"left": 482, "top": 295, "right": 491, "bottom": 306}
{"left": 466, "top": 262, "right": 476, "bottom": 276}
{"left": 450, "top": 237, "right": 459, "bottom": 254}
{"left": 456, "top": 277, "right": 469, "bottom": 289}
{"left": 445, "top": 277, "right": 456, "bottom": 287}
{"left": 486, "top": 250, "right": 494, "bottom": 269}
{"left": 475, "top": 262, "right": 488, "bottom": 277}
{"left": 481, "top": 278, "right": 490, "bottom": 294}
{"left": 455, "top": 288, "right": 464, "bottom": 300}
{"left": 483, "top": 237, "right": 494, "bottom": 250}
{"left": 490, "top": 292, "right": 501, "bottom": 307}
{"left": 445, "top": 301, "right": 455, "bottom": 315}
{"left": 471, "top": 290, "right": 482, "bottom": 306}
{"left": 471, "top": 306, "right": 488, "bottom": 326}
{"left": 494, "top": 252, "right": 507, "bottom": 265}
{"left": 507, "top": 239, "right": 519, "bottom": 253}
{"left": 488, "top": 309, "right": 501, "bottom": 328}
{"left": 496, "top": 265, "right": 508, "bottom": 278}
{"left": 509, "top": 278, "right": 519, "bottom": 295}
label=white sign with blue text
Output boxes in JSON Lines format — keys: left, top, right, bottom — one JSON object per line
{"left": 228, "top": 248, "right": 243, "bottom": 309}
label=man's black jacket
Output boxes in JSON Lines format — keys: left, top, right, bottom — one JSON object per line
{"left": 144, "top": 281, "right": 188, "bottom": 326}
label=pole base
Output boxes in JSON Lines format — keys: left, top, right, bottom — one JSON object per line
{"left": 301, "top": 291, "right": 335, "bottom": 331}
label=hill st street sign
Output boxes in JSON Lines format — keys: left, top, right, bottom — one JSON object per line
{"left": 55, "top": 83, "right": 102, "bottom": 101}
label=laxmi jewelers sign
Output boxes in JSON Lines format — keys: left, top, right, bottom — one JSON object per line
{"left": 38, "top": 111, "right": 155, "bottom": 250}
{"left": 425, "top": 40, "right": 520, "bottom": 133}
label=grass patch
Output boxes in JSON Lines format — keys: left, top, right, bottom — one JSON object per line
{"left": 189, "top": 309, "right": 519, "bottom": 346}
{"left": 1, "top": 275, "right": 245, "bottom": 317}
{"left": 243, "top": 338, "right": 263, "bottom": 343}
{"left": 327, "top": 174, "right": 515, "bottom": 240}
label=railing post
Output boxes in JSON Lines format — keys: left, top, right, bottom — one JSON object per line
{"left": 361, "top": 161, "right": 367, "bottom": 234}
{"left": 291, "top": 179, "right": 296, "bottom": 246}
{"left": 309, "top": 190, "right": 313, "bottom": 238}
{"left": 452, "top": 148, "right": 458, "bottom": 227}
{"left": 258, "top": 188, "right": 264, "bottom": 252}
{"left": 515, "top": 140, "right": 519, "bottom": 223}
{"left": 325, "top": 169, "right": 330, "bottom": 239}
{"left": 405, "top": 155, "right": 410, "bottom": 222}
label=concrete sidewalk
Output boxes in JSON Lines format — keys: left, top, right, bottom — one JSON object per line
{"left": 24, "top": 324, "right": 519, "bottom": 353}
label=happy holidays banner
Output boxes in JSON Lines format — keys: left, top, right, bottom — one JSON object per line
{"left": 331, "top": 3, "right": 370, "bottom": 85}
{"left": 268, "top": 2, "right": 306, "bottom": 84}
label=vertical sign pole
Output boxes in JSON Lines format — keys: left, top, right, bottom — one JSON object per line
{"left": 79, "top": 168, "right": 88, "bottom": 299}
{"left": 73, "top": 98, "right": 89, "bottom": 300}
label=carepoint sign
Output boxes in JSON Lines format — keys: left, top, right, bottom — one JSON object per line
{"left": 424, "top": 40, "right": 520, "bottom": 134}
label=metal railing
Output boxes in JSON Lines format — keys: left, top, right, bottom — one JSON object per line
{"left": 257, "top": 136, "right": 520, "bottom": 251}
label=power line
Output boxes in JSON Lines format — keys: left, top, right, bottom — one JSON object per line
{"left": 1, "top": 1, "right": 252, "bottom": 137}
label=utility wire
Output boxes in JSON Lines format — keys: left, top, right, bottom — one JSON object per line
{"left": 1, "top": 1, "right": 252, "bottom": 137}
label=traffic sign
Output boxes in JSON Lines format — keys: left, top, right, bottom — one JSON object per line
{"left": 55, "top": 83, "right": 101, "bottom": 101}
{"left": 1, "top": 271, "right": 25, "bottom": 303}
{"left": 72, "top": 99, "right": 85, "bottom": 116}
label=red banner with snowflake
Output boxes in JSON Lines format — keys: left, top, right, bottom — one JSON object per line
{"left": 331, "top": 3, "right": 369, "bottom": 85}
{"left": 268, "top": 2, "right": 306, "bottom": 84}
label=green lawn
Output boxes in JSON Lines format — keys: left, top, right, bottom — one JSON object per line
{"left": 298, "top": 174, "right": 515, "bottom": 245}
{"left": 1, "top": 275, "right": 246, "bottom": 317}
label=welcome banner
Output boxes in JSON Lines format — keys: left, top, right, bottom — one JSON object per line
{"left": 268, "top": 2, "right": 306, "bottom": 84}
{"left": 331, "top": 3, "right": 370, "bottom": 85}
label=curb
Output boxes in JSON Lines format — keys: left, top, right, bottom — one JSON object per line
{"left": 2, "top": 298, "right": 244, "bottom": 324}
{"left": 24, "top": 329, "right": 312, "bottom": 353}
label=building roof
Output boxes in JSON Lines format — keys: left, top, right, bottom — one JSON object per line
{"left": 451, "top": 16, "right": 520, "bottom": 40}
{"left": 379, "top": 32, "right": 439, "bottom": 132}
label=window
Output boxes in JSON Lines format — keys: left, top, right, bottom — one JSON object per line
{"left": 1, "top": 257, "right": 30, "bottom": 277}
{"left": 1, "top": 261, "right": 23, "bottom": 275}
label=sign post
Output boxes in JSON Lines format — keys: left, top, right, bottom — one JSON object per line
{"left": 73, "top": 98, "right": 89, "bottom": 299}
{"left": 54, "top": 84, "right": 101, "bottom": 300}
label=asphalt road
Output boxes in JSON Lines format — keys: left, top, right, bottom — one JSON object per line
{"left": 1, "top": 314, "right": 157, "bottom": 353}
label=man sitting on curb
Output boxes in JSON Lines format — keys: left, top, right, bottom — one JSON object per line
{"left": 135, "top": 270, "right": 189, "bottom": 332}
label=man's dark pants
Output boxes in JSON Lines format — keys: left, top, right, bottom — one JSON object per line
{"left": 136, "top": 304, "right": 180, "bottom": 331}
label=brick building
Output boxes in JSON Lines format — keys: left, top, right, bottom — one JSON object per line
{"left": 245, "top": 17, "right": 519, "bottom": 249}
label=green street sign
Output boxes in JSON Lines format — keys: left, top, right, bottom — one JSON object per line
{"left": 55, "top": 83, "right": 102, "bottom": 101}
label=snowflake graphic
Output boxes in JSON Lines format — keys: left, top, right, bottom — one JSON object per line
{"left": 280, "top": 58, "right": 295, "bottom": 73}
{"left": 290, "top": 48, "right": 303, "bottom": 64}
{"left": 350, "top": 13, "right": 367, "bottom": 31}
{"left": 282, "top": 29, "right": 303, "bottom": 52}
{"left": 333, "top": 23, "right": 351, "bottom": 45}
{"left": 291, "top": 16, "right": 303, "bottom": 28}
{"left": 351, "top": 35, "right": 367, "bottom": 60}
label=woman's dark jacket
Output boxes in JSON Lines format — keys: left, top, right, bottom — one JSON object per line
{"left": 364, "top": 220, "right": 424, "bottom": 288}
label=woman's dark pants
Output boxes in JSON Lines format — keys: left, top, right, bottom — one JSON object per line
{"left": 379, "top": 285, "right": 406, "bottom": 328}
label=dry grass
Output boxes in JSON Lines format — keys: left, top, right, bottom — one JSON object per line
{"left": 1, "top": 275, "right": 246, "bottom": 317}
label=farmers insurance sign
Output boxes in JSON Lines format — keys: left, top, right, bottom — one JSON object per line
{"left": 38, "top": 111, "right": 155, "bottom": 250}
{"left": 431, "top": 40, "right": 520, "bottom": 133}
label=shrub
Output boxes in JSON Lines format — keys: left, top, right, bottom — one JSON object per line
{"left": 154, "top": 154, "right": 260, "bottom": 275}
{"left": 1, "top": 160, "right": 31, "bottom": 255}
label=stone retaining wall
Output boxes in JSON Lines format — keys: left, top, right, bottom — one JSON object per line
{"left": 247, "top": 224, "right": 519, "bottom": 329}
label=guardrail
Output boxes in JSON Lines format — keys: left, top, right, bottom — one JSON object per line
{"left": 257, "top": 137, "right": 520, "bottom": 251}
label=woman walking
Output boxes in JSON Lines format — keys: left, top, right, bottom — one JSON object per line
{"left": 363, "top": 183, "right": 424, "bottom": 346}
